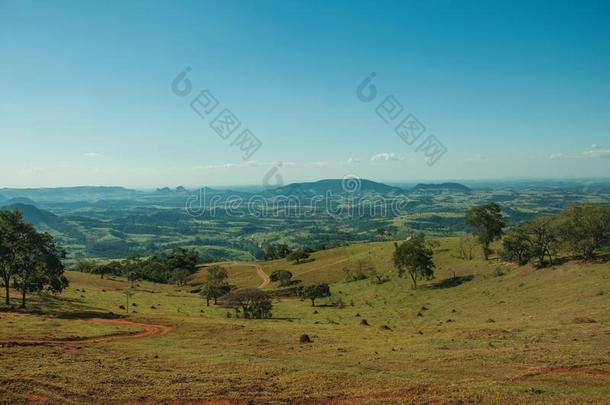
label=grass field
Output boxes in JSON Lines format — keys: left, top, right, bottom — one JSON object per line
{"left": 1, "top": 238, "right": 609, "bottom": 403}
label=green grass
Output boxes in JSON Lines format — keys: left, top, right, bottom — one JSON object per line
{"left": 1, "top": 237, "right": 609, "bottom": 403}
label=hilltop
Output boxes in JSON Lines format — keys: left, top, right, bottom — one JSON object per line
{"left": 265, "top": 179, "right": 406, "bottom": 196}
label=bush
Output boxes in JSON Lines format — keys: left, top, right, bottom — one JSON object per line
{"left": 300, "top": 283, "right": 331, "bottom": 307}
{"left": 270, "top": 270, "right": 294, "bottom": 286}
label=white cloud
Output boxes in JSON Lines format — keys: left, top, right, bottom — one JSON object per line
{"left": 465, "top": 154, "right": 495, "bottom": 162}
{"left": 84, "top": 152, "right": 100, "bottom": 157}
{"left": 548, "top": 144, "right": 610, "bottom": 160}
{"left": 582, "top": 144, "right": 610, "bottom": 158}
{"left": 370, "top": 152, "right": 402, "bottom": 162}
{"left": 347, "top": 157, "right": 360, "bottom": 164}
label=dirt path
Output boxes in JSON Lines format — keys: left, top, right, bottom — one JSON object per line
{"left": 0, "top": 315, "right": 172, "bottom": 347}
{"left": 253, "top": 264, "right": 270, "bottom": 288}
{"left": 515, "top": 364, "right": 610, "bottom": 379}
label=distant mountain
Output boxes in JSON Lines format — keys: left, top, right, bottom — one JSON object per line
{"left": 412, "top": 182, "right": 471, "bottom": 192}
{"left": 0, "top": 186, "right": 138, "bottom": 203}
{"left": 0, "top": 203, "right": 84, "bottom": 240}
{"left": 0, "top": 197, "right": 38, "bottom": 207}
{"left": 266, "top": 179, "right": 405, "bottom": 197}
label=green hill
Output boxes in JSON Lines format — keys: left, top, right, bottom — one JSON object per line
{"left": 0, "top": 203, "right": 84, "bottom": 241}
{"left": 2, "top": 236, "right": 609, "bottom": 403}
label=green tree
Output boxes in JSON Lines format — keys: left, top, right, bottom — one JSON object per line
{"left": 458, "top": 235, "right": 476, "bottom": 260}
{"left": 393, "top": 237, "right": 435, "bottom": 289}
{"left": 501, "top": 227, "right": 533, "bottom": 265}
{"left": 288, "top": 249, "right": 310, "bottom": 264}
{"left": 301, "top": 283, "right": 331, "bottom": 306}
{"left": 127, "top": 271, "right": 141, "bottom": 287}
{"left": 13, "top": 229, "right": 68, "bottom": 308}
{"left": 200, "top": 265, "right": 230, "bottom": 305}
{"left": 270, "top": 270, "right": 293, "bottom": 286}
{"left": 524, "top": 216, "right": 560, "bottom": 268}
{"left": 93, "top": 264, "right": 113, "bottom": 279}
{"left": 166, "top": 247, "right": 199, "bottom": 274}
{"left": 559, "top": 204, "right": 610, "bottom": 260}
{"left": 222, "top": 288, "right": 272, "bottom": 318}
{"left": 465, "top": 203, "right": 506, "bottom": 260}
{"left": 0, "top": 210, "right": 27, "bottom": 305}
{"left": 0, "top": 210, "right": 68, "bottom": 307}
{"left": 201, "top": 282, "right": 231, "bottom": 306}
{"left": 172, "top": 268, "right": 190, "bottom": 286}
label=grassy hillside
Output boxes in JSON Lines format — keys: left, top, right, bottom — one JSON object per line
{"left": 191, "top": 262, "right": 264, "bottom": 289}
{"left": 1, "top": 238, "right": 609, "bottom": 403}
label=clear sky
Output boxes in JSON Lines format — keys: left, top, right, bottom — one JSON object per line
{"left": 1, "top": 0, "right": 609, "bottom": 188}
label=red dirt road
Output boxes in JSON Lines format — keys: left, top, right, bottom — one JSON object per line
{"left": 0, "top": 315, "right": 172, "bottom": 347}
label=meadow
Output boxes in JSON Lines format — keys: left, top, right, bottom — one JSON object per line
{"left": 1, "top": 237, "right": 609, "bottom": 403}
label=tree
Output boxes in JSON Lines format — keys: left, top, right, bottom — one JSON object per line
{"left": 0, "top": 209, "right": 68, "bottom": 307}
{"left": 0, "top": 210, "right": 26, "bottom": 305}
{"left": 270, "top": 270, "right": 293, "bottom": 286}
{"left": 465, "top": 203, "right": 506, "bottom": 260}
{"left": 559, "top": 204, "right": 610, "bottom": 260}
{"left": 264, "top": 243, "right": 292, "bottom": 260}
{"left": 172, "top": 268, "right": 190, "bottom": 286}
{"left": 72, "top": 260, "right": 97, "bottom": 275}
{"left": 458, "top": 235, "right": 476, "bottom": 260}
{"left": 166, "top": 247, "right": 199, "bottom": 274}
{"left": 127, "top": 271, "right": 141, "bottom": 287}
{"left": 13, "top": 229, "right": 68, "bottom": 308}
{"left": 301, "top": 283, "right": 331, "bottom": 306}
{"left": 393, "top": 236, "right": 435, "bottom": 289}
{"left": 201, "top": 282, "right": 231, "bottom": 306}
{"left": 222, "top": 288, "right": 272, "bottom": 319}
{"left": 374, "top": 228, "right": 392, "bottom": 241}
{"left": 524, "top": 216, "right": 560, "bottom": 268}
{"left": 288, "top": 249, "right": 310, "bottom": 264}
{"left": 207, "top": 265, "right": 228, "bottom": 283}
{"left": 200, "top": 265, "right": 230, "bottom": 305}
{"left": 501, "top": 227, "right": 533, "bottom": 265}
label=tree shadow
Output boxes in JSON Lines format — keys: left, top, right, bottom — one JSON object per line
{"left": 51, "top": 310, "right": 124, "bottom": 320}
{"left": 292, "top": 258, "right": 315, "bottom": 265}
{"left": 590, "top": 252, "right": 610, "bottom": 263}
{"left": 426, "top": 275, "right": 474, "bottom": 289}
{"left": 0, "top": 292, "right": 125, "bottom": 320}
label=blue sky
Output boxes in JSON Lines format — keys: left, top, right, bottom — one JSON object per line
{"left": 1, "top": 0, "right": 609, "bottom": 188}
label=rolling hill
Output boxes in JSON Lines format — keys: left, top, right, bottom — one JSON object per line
{"left": 0, "top": 203, "right": 84, "bottom": 241}
{"left": 265, "top": 179, "right": 406, "bottom": 197}
{"left": 4, "top": 236, "right": 607, "bottom": 403}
